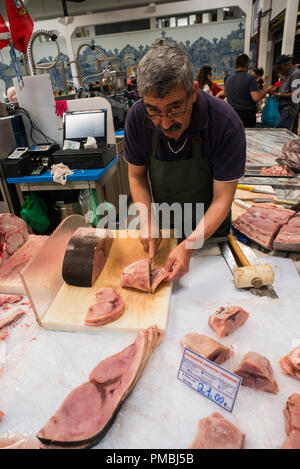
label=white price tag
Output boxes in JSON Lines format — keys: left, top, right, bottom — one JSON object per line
{"left": 177, "top": 348, "right": 241, "bottom": 413}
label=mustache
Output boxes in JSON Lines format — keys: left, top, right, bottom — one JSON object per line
{"left": 157, "top": 122, "right": 182, "bottom": 134}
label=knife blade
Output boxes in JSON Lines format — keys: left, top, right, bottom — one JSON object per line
{"left": 237, "top": 184, "right": 275, "bottom": 195}
{"left": 148, "top": 257, "right": 152, "bottom": 294}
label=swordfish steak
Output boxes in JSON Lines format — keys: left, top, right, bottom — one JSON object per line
{"left": 85, "top": 287, "right": 125, "bottom": 327}
{"left": 190, "top": 412, "right": 245, "bottom": 449}
{"left": 281, "top": 394, "right": 300, "bottom": 449}
{"left": 279, "top": 347, "right": 300, "bottom": 380}
{"left": 208, "top": 306, "right": 249, "bottom": 338}
{"left": 284, "top": 394, "right": 300, "bottom": 435}
{"left": 181, "top": 333, "right": 232, "bottom": 365}
{"left": 234, "top": 205, "right": 295, "bottom": 250}
{"left": 273, "top": 217, "right": 300, "bottom": 252}
{"left": 121, "top": 259, "right": 151, "bottom": 292}
{"left": 234, "top": 351, "right": 279, "bottom": 394}
{"left": 121, "top": 259, "right": 168, "bottom": 293}
{"left": 37, "top": 326, "right": 162, "bottom": 448}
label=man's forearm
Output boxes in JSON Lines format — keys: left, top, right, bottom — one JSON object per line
{"left": 185, "top": 199, "right": 231, "bottom": 250}
{"left": 129, "top": 174, "right": 152, "bottom": 211}
{"left": 277, "top": 92, "right": 293, "bottom": 98}
{"left": 129, "top": 173, "right": 156, "bottom": 232}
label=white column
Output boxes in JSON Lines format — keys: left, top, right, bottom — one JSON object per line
{"left": 258, "top": 0, "right": 271, "bottom": 70}
{"left": 282, "top": 0, "right": 299, "bottom": 55}
{"left": 150, "top": 17, "right": 156, "bottom": 30}
{"left": 244, "top": 11, "right": 252, "bottom": 55}
{"left": 65, "top": 26, "right": 80, "bottom": 89}
{"left": 217, "top": 8, "right": 224, "bottom": 22}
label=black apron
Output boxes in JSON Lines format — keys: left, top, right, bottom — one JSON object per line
{"left": 149, "top": 131, "right": 231, "bottom": 238}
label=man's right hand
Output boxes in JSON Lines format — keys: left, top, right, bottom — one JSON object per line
{"left": 266, "top": 86, "right": 276, "bottom": 96}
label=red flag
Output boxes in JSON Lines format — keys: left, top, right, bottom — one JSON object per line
{"left": 0, "top": 13, "right": 9, "bottom": 50}
{"left": 5, "top": 0, "right": 33, "bottom": 53}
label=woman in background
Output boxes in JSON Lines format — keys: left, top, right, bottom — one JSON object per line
{"left": 252, "top": 68, "right": 265, "bottom": 89}
{"left": 196, "top": 65, "right": 225, "bottom": 99}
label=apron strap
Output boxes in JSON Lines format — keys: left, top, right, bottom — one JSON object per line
{"left": 151, "top": 131, "right": 159, "bottom": 160}
{"left": 192, "top": 131, "right": 203, "bottom": 159}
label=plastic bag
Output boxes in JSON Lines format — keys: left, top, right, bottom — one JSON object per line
{"left": 20, "top": 193, "right": 51, "bottom": 234}
{"left": 78, "top": 189, "right": 116, "bottom": 227}
{"left": 261, "top": 96, "right": 280, "bottom": 127}
{"left": 78, "top": 189, "right": 99, "bottom": 226}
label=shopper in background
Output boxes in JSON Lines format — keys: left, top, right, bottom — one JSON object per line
{"left": 270, "top": 55, "right": 300, "bottom": 130}
{"left": 196, "top": 65, "right": 225, "bottom": 99}
{"left": 252, "top": 67, "right": 265, "bottom": 89}
{"left": 224, "top": 54, "right": 273, "bottom": 127}
{"left": 6, "top": 86, "right": 18, "bottom": 102}
{"left": 196, "top": 65, "right": 212, "bottom": 95}
{"left": 273, "top": 72, "right": 284, "bottom": 90}
{"left": 94, "top": 81, "right": 101, "bottom": 94}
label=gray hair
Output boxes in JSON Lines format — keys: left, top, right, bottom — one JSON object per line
{"left": 137, "top": 41, "right": 194, "bottom": 98}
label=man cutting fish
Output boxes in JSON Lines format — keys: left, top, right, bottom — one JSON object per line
{"left": 124, "top": 41, "right": 246, "bottom": 281}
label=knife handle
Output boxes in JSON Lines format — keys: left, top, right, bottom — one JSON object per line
{"left": 237, "top": 185, "right": 253, "bottom": 192}
{"left": 227, "top": 234, "right": 251, "bottom": 267}
{"left": 275, "top": 199, "right": 298, "bottom": 206}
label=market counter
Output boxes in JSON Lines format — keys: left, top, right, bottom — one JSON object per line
{"left": 0, "top": 250, "right": 299, "bottom": 449}
{"left": 6, "top": 156, "right": 120, "bottom": 209}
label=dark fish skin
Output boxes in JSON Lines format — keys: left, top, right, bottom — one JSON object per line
{"left": 37, "top": 393, "right": 132, "bottom": 449}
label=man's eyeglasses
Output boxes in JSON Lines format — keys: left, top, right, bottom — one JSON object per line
{"left": 143, "top": 96, "right": 189, "bottom": 121}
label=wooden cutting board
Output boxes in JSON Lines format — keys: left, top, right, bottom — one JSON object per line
{"left": 42, "top": 230, "right": 177, "bottom": 333}
{"left": 0, "top": 235, "right": 48, "bottom": 294}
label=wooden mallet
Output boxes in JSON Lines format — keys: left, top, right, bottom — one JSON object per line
{"left": 227, "top": 234, "right": 274, "bottom": 289}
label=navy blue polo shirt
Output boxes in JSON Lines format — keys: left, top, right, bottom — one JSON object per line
{"left": 225, "top": 71, "right": 259, "bottom": 112}
{"left": 124, "top": 90, "right": 246, "bottom": 182}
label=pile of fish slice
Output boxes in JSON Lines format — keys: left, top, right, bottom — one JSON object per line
{"left": 37, "top": 326, "right": 162, "bottom": 449}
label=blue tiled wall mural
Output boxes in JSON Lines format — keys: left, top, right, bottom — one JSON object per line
{"left": 0, "top": 24, "right": 245, "bottom": 91}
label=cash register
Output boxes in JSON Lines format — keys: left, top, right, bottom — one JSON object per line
{"left": 51, "top": 109, "right": 116, "bottom": 169}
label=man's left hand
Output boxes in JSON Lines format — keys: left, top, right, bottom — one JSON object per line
{"left": 163, "top": 241, "right": 193, "bottom": 281}
{"left": 267, "top": 86, "right": 276, "bottom": 96}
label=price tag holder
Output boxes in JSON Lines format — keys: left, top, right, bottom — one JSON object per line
{"left": 177, "top": 348, "right": 241, "bottom": 413}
